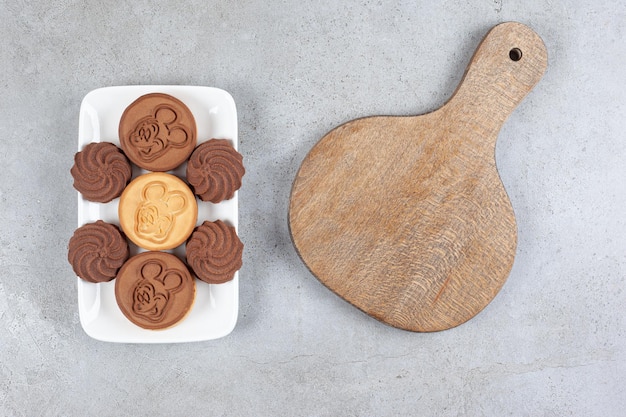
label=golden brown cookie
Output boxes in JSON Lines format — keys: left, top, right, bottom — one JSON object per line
{"left": 186, "top": 220, "right": 243, "bottom": 284}
{"left": 186, "top": 139, "right": 245, "bottom": 203}
{"left": 118, "top": 172, "right": 197, "bottom": 251}
{"left": 115, "top": 251, "right": 195, "bottom": 330}
{"left": 119, "top": 93, "right": 197, "bottom": 171}
{"left": 68, "top": 220, "right": 129, "bottom": 283}
{"left": 71, "top": 142, "right": 132, "bottom": 203}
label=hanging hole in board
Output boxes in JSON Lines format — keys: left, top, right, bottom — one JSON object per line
{"left": 509, "top": 48, "right": 522, "bottom": 61}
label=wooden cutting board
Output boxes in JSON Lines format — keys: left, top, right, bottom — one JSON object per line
{"left": 289, "top": 22, "right": 547, "bottom": 332}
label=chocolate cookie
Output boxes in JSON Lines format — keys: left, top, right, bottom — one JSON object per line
{"left": 186, "top": 220, "right": 243, "bottom": 284}
{"left": 119, "top": 93, "right": 197, "bottom": 171}
{"left": 186, "top": 139, "right": 245, "bottom": 203}
{"left": 115, "top": 251, "right": 196, "bottom": 330}
{"left": 71, "top": 142, "right": 132, "bottom": 203}
{"left": 68, "top": 220, "right": 129, "bottom": 283}
{"left": 118, "top": 172, "right": 198, "bottom": 251}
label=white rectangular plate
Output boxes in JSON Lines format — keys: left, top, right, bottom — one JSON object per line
{"left": 76, "top": 85, "right": 239, "bottom": 343}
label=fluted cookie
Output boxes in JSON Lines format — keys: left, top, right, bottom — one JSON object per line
{"left": 119, "top": 172, "right": 197, "bottom": 251}
{"left": 186, "top": 220, "right": 243, "bottom": 284}
{"left": 119, "top": 93, "right": 197, "bottom": 171}
{"left": 71, "top": 142, "right": 132, "bottom": 203}
{"left": 186, "top": 139, "right": 245, "bottom": 203}
{"left": 115, "top": 251, "right": 195, "bottom": 330}
{"left": 68, "top": 220, "right": 129, "bottom": 283}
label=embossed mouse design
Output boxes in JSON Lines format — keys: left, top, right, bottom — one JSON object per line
{"left": 130, "top": 104, "right": 192, "bottom": 162}
{"left": 135, "top": 181, "right": 187, "bottom": 244}
{"left": 132, "top": 259, "right": 185, "bottom": 322}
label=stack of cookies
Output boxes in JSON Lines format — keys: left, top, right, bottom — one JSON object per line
{"left": 68, "top": 93, "right": 244, "bottom": 331}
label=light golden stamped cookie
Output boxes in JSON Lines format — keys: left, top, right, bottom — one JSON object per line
{"left": 119, "top": 172, "right": 197, "bottom": 251}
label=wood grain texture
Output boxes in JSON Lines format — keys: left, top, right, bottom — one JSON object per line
{"left": 289, "top": 22, "right": 547, "bottom": 332}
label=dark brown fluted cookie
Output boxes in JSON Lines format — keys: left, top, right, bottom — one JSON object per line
{"left": 186, "top": 220, "right": 243, "bottom": 284}
{"left": 71, "top": 142, "right": 132, "bottom": 203}
{"left": 186, "top": 139, "right": 245, "bottom": 203}
{"left": 68, "top": 220, "right": 129, "bottom": 283}
{"left": 115, "top": 251, "right": 196, "bottom": 330}
{"left": 119, "top": 93, "right": 197, "bottom": 171}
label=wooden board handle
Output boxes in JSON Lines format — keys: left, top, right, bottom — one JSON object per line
{"left": 444, "top": 22, "right": 548, "bottom": 137}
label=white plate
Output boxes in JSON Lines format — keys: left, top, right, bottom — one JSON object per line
{"left": 76, "top": 85, "right": 239, "bottom": 343}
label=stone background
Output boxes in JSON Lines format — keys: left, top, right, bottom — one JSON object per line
{"left": 1, "top": 1, "right": 624, "bottom": 416}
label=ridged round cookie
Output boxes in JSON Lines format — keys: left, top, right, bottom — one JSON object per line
{"left": 71, "top": 142, "right": 132, "bottom": 203}
{"left": 118, "top": 172, "right": 198, "bottom": 251}
{"left": 186, "top": 139, "right": 245, "bottom": 203}
{"left": 186, "top": 220, "right": 243, "bottom": 284}
{"left": 115, "top": 251, "right": 195, "bottom": 330}
{"left": 119, "top": 93, "right": 197, "bottom": 171}
{"left": 68, "top": 220, "right": 129, "bottom": 283}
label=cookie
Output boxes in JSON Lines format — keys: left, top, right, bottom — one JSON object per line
{"left": 115, "top": 251, "right": 195, "bottom": 330}
{"left": 71, "top": 142, "right": 132, "bottom": 203}
{"left": 186, "top": 139, "right": 245, "bottom": 203}
{"left": 119, "top": 93, "right": 197, "bottom": 171}
{"left": 118, "top": 172, "right": 197, "bottom": 251}
{"left": 68, "top": 220, "right": 129, "bottom": 283}
{"left": 186, "top": 220, "right": 243, "bottom": 284}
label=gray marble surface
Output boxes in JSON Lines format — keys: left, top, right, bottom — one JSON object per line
{"left": 1, "top": 1, "right": 624, "bottom": 416}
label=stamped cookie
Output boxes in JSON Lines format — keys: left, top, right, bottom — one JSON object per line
{"left": 118, "top": 172, "right": 197, "bottom": 251}
{"left": 115, "top": 251, "right": 196, "bottom": 330}
{"left": 119, "top": 93, "right": 197, "bottom": 171}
